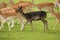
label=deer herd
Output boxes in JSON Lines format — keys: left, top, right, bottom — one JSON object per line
{"left": 0, "top": 0, "right": 60, "bottom": 31}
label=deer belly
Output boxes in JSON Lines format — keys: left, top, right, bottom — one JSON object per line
{"left": 32, "top": 16, "right": 40, "bottom": 20}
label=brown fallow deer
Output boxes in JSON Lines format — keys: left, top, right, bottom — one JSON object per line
{"left": 0, "top": 2, "right": 7, "bottom": 9}
{"left": 0, "top": 0, "right": 34, "bottom": 31}
{"left": 11, "top": 1, "right": 34, "bottom": 12}
{"left": 0, "top": 0, "right": 14, "bottom": 9}
{"left": 0, "top": 0, "right": 14, "bottom": 8}
{"left": 48, "top": 8, "right": 60, "bottom": 30}
{"left": 0, "top": 7, "right": 23, "bottom": 31}
{"left": 34, "top": 2, "right": 55, "bottom": 18}
{"left": 0, "top": 0, "right": 14, "bottom": 30}
{"left": 34, "top": 2, "right": 55, "bottom": 10}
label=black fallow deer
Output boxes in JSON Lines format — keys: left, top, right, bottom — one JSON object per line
{"left": 34, "top": 2, "right": 55, "bottom": 18}
{"left": 16, "top": 6, "right": 49, "bottom": 31}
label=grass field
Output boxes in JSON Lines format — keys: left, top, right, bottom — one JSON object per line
{"left": 0, "top": 0, "right": 60, "bottom": 40}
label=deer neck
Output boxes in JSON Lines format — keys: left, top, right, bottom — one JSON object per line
{"left": 19, "top": 10, "right": 25, "bottom": 17}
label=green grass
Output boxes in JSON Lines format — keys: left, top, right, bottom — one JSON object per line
{"left": 0, "top": 0, "right": 60, "bottom": 40}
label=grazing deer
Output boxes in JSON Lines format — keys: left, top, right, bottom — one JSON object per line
{"left": 48, "top": 8, "right": 60, "bottom": 30}
{"left": 16, "top": 6, "right": 49, "bottom": 31}
{"left": 0, "top": 2, "right": 7, "bottom": 9}
{"left": 0, "top": 7, "right": 23, "bottom": 31}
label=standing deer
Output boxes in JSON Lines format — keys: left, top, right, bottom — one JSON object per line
{"left": 0, "top": 7, "right": 23, "bottom": 31}
{"left": 48, "top": 8, "right": 60, "bottom": 30}
{"left": 11, "top": 1, "right": 34, "bottom": 12}
{"left": 16, "top": 6, "right": 49, "bottom": 31}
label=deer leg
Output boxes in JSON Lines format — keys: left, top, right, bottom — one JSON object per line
{"left": 53, "top": 20, "right": 59, "bottom": 30}
{"left": 20, "top": 20, "right": 29, "bottom": 31}
{"left": 1, "top": 21, "right": 5, "bottom": 28}
{"left": 54, "top": 1, "right": 58, "bottom": 11}
{"left": 55, "top": 4, "right": 59, "bottom": 11}
{"left": 41, "top": 19, "right": 49, "bottom": 31}
{"left": 18, "top": 16, "right": 25, "bottom": 30}
{"left": 11, "top": 19, "right": 14, "bottom": 28}
{"left": 30, "top": 21, "right": 34, "bottom": 31}
{"left": 48, "top": 7, "right": 53, "bottom": 18}
{"left": 7, "top": 21, "right": 11, "bottom": 31}
{"left": 20, "top": 19, "right": 24, "bottom": 30}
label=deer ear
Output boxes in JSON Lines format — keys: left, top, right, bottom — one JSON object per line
{"left": 18, "top": 6, "right": 22, "bottom": 8}
{"left": 20, "top": 6, "right": 22, "bottom": 8}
